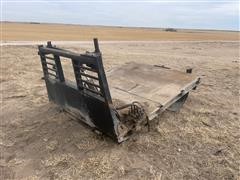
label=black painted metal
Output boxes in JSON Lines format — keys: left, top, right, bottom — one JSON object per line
{"left": 38, "top": 39, "right": 124, "bottom": 142}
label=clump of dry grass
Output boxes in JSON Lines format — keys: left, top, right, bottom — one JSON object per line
{"left": 41, "top": 154, "right": 74, "bottom": 167}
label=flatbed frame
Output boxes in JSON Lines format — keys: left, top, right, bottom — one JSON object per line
{"left": 38, "top": 39, "right": 200, "bottom": 142}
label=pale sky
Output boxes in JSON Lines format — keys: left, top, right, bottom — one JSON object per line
{"left": 1, "top": 0, "right": 239, "bottom": 31}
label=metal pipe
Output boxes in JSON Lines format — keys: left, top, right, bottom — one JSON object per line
{"left": 93, "top": 38, "right": 100, "bottom": 53}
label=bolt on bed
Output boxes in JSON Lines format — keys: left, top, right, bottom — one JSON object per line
{"left": 38, "top": 39, "right": 200, "bottom": 142}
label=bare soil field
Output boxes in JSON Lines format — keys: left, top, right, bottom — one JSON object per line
{"left": 1, "top": 22, "right": 239, "bottom": 41}
{"left": 1, "top": 41, "right": 239, "bottom": 179}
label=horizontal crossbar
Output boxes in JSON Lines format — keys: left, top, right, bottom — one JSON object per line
{"left": 42, "top": 61, "right": 55, "bottom": 66}
{"left": 81, "top": 79, "right": 100, "bottom": 88}
{"left": 45, "top": 55, "right": 55, "bottom": 60}
{"left": 78, "top": 84, "right": 102, "bottom": 95}
{"left": 39, "top": 46, "right": 96, "bottom": 64}
{"left": 48, "top": 72, "right": 58, "bottom": 78}
{"left": 77, "top": 72, "right": 99, "bottom": 80}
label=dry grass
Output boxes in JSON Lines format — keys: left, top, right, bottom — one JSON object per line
{"left": 1, "top": 22, "right": 239, "bottom": 41}
{"left": 1, "top": 41, "right": 239, "bottom": 179}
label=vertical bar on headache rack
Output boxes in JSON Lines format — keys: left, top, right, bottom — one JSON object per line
{"left": 93, "top": 38, "right": 100, "bottom": 53}
{"left": 38, "top": 45, "right": 48, "bottom": 78}
{"left": 54, "top": 55, "right": 65, "bottom": 82}
{"left": 72, "top": 59, "right": 83, "bottom": 90}
{"left": 46, "top": 41, "right": 65, "bottom": 82}
{"left": 95, "top": 52, "right": 112, "bottom": 103}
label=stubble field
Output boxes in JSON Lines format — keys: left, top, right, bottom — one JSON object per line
{"left": 0, "top": 23, "right": 240, "bottom": 179}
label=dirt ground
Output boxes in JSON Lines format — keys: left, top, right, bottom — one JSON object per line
{"left": 1, "top": 41, "right": 239, "bottom": 179}
{"left": 2, "top": 22, "right": 239, "bottom": 41}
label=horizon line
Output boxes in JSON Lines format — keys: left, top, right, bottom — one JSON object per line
{"left": 2, "top": 21, "right": 239, "bottom": 32}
